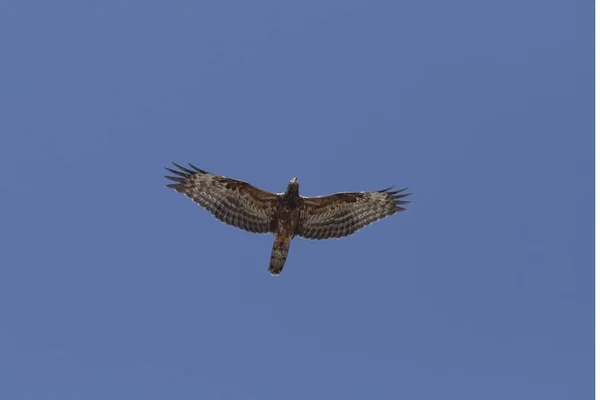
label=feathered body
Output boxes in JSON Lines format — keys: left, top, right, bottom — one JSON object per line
{"left": 164, "top": 163, "right": 411, "bottom": 275}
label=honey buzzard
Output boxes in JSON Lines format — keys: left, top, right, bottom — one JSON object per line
{"left": 164, "top": 163, "right": 411, "bottom": 276}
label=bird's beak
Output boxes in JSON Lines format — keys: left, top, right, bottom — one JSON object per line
{"left": 291, "top": 177, "right": 298, "bottom": 184}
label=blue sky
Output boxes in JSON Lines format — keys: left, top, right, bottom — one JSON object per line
{"left": 0, "top": 1, "right": 593, "bottom": 399}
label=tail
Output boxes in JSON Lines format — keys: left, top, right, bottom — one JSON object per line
{"left": 269, "top": 235, "right": 292, "bottom": 276}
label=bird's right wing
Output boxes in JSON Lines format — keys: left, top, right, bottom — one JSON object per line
{"left": 296, "top": 188, "right": 410, "bottom": 239}
{"left": 164, "top": 163, "right": 278, "bottom": 233}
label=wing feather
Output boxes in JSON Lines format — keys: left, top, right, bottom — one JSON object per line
{"left": 164, "top": 163, "right": 278, "bottom": 233}
{"left": 296, "top": 187, "right": 410, "bottom": 240}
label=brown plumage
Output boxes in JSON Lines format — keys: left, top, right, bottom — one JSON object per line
{"left": 164, "top": 163, "right": 411, "bottom": 276}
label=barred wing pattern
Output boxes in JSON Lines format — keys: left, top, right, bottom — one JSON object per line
{"left": 296, "top": 188, "right": 411, "bottom": 240}
{"left": 164, "top": 163, "right": 278, "bottom": 233}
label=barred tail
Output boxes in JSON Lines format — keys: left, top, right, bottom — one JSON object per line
{"left": 269, "top": 235, "right": 292, "bottom": 276}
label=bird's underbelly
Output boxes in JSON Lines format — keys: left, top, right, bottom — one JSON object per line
{"left": 275, "top": 208, "right": 299, "bottom": 238}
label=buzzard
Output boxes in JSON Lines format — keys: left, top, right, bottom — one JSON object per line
{"left": 164, "top": 163, "right": 411, "bottom": 276}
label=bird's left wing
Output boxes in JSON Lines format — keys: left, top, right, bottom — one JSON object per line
{"left": 164, "top": 163, "right": 278, "bottom": 233}
{"left": 296, "top": 188, "right": 411, "bottom": 240}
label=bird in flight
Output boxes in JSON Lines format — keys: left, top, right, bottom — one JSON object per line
{"left": 164, "top": 163, "right": 411, "bottom": 276}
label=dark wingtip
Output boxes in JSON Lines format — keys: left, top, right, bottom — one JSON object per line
{"left": 388, "top": 188, "right": 408, "bottom": 195}
{"left": 381, "top": 187, "right": 412, "bottom": 210}
{"left": 382, "top": 187, "right": 411, "bottom": 198}
{"left": 164, "top": 167, "right": 188, "bottom": 177}
{"left": 171, "top": 162, "right": 195, "bottom": 174}
{"left": 164, "top": 175, "right": 186, "bottom": 182}
{"left": 188, "top": 163, "right": 206, "bottom": 173}
{"left": 392, "top": 193, "right": 412, "bottom": 200}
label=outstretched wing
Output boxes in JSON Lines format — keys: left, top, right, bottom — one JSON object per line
{"left": 164, "top": 163, "right": 278, "bottom": 233}
{"left": 296, "top": 188, "right": 411, "bottom": 240}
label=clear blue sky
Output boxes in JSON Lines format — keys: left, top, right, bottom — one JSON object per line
{"left": 0, "top": 1, "right": 592, "bottom": 399}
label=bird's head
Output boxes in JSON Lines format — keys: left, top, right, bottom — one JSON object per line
{"left": 285, "top": 177, "right": 299, "bottom": 195}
